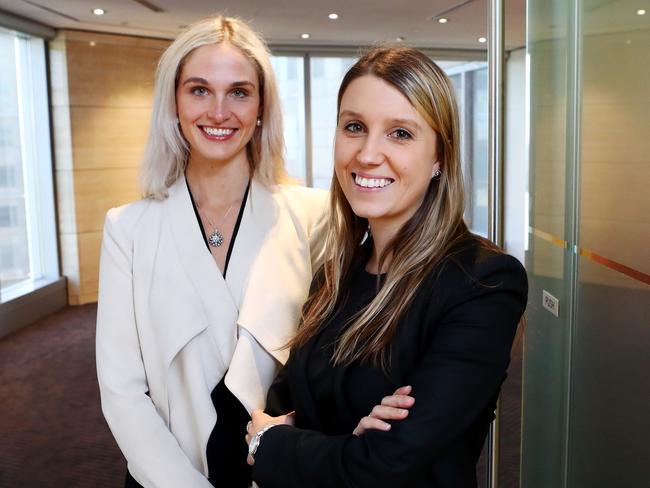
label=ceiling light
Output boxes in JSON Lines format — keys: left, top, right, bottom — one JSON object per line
{"left": 396, "top": 36, "right": 405, "bottom": 42}
{"left": 438, "top": 18, "right": 449, "bottom": 24}
{"left": 328, "top": 13, "right": 339, "bottom": 20}
{"left": 92, "top": 8, "right": 106, "bottom": 16}
{"left": 89, "top": 41, "right": 96, "bottom": 47}
{"left": 478, "top": 37, "right": 487, "bottom": 43}
{"left": 301, "top": 33, "right": 311, "bottom": 39}
{"left": 637, "top": 9, "right": 646, "bottom": 15}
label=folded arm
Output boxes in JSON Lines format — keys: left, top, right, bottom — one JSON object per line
{"left": 252, "top": 255, "right": 527, "bottom": 488}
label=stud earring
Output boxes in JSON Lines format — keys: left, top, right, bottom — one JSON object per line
{"left": 432, "top": 169, "right": 442, "bottom": 179}
{"left": 256, "top": 118, "right": 262, "bottom": 127}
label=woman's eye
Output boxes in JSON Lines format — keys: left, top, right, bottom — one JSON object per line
{"left": 232, "top": 88, "right": 248, "bottom": 98}
{"left": 191, "top": 86, "right": 208, "bottom": 96}
{"left": 344, "top": 122, "right": 364, "bottom": 133}
{"left": 391, "top": 128, "right": 413, "bottom": 140}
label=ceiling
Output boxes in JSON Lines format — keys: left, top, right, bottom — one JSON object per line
{"left": 0, "top": 0, "right": 527, "bottom": 50}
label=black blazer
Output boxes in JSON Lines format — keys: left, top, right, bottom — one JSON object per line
{"left": 253, "top": 238, "right": 528, "bottom": 488}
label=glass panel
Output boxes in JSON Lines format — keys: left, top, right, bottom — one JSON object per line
{"left": 521, "top": 1, "right": 573, "bottom": 487}
{"left": 570, "top": 260, "right": 650, "bottom": 485}
{"left": 0, "top": 28, "right": 57, "bottom": 301}
{"left": 441, "top": 62, "right": 489, "bottom": 236}
{"left": 309, "top": 56, "right": 355, "bottom": 189}
{"left": 271, "top": 56, "right": 306, "bottom": 183}
{"left": 469, "top": 67, "right": 488, "bottom": 236}
{"left": 0, "top": 29, "right": 30, "bottom": 292}
{"left": 568, "top": 3, "right": 650, "bottom": 484}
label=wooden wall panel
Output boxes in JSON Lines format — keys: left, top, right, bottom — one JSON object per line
{"left": 73, "top": 168, "right": 140, "bottom": 234}
{"left": 76, "top": 231, "right": 103, "bottom": 304}
{"left": 69, "top": 107, "right": 151, "bottom": 170}
{"left": 64, "top": 32, "right": 167, "bottom": 108}
{"left": 50, "top": 30, "right": 170, "bottom": 304}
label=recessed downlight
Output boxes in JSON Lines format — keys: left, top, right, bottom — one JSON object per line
{"left": 637, "top": 9, "right": 646, "bottom": 15}
{"left": 438, "top": 17, "right": 449, "bottom": 24}
{"left": 301, "top": 33, "right": 311, "bottom": 39}
{"left": 92, "top": 8, "right": 106, "bottom": 16}
{"left": 328, "top": 13, "right": 339, "bottom": 20}
{"left": 478, "top": 36, "right": 487, "bottom": 43}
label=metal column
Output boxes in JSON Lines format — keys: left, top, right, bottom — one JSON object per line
{"left": 486, "top": 0, "right": 505, "bottom": 487}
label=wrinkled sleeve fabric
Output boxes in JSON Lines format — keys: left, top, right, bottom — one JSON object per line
{"left": 252, "top": 253, "right": 527, "bottom": 488}
{"left": 96, "top": 209, "right": 212, "bottom": 488}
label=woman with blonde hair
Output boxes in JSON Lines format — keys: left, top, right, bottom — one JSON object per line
{"left": 246, "top": 45, "right": 528, "bottom": 487}
{"left": 95, "top": 15, "right": 328, "bottom": 487}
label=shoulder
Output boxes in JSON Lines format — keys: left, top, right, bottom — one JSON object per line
{"left": 273, "top": 183, "right": 329, "bottom": 232}
{"left": 433, "top": 235, "right": 528, "bottom": 300}
{"left": 104, "top": 198, "right": 159, "bottom": 244}
{"left": 276, "top": 184, "right": 328, "bottom": 212}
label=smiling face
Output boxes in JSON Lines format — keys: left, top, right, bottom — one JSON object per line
{"left": 334, "top": 75, "right": 440, "bottom": 234}
{"left": 176, "top": 42, "right": 261, "bottom": 169}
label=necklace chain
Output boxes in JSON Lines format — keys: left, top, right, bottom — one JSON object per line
{"left": 197, "top": 202, "right": 235, "bottom": 248}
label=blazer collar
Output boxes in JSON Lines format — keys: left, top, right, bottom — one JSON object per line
{"left": 236, "top": 181, "right": 314, "bottom": 363}
{"left": 163, "top": 177, "right": 239, "bottom": 354}
{"left": 223, "top": 178, "right": 277, "bottom": 308}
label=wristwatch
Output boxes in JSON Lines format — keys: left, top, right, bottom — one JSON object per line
{"left": 248, "top": 424, "right": 278, "bottom": 461}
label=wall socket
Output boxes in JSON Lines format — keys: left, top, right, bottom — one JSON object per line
{"left": 542, "top": 290, "right": 559, "bottom": 317}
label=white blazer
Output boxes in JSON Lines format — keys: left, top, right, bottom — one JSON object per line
{"left": 96, "top": 176, "right": 327, "bottom": 488}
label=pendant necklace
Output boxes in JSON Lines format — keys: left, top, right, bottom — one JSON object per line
{"left": 199, "top": 203, "right": 235, "bottom": 248}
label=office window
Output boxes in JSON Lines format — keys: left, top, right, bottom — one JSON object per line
{"left": 0, "top": 244, "right": 14, "bottom": 269}
{"left": 447, "top": 62, "right": 489, "bottom": 236}
{"left": 271, "top": 56, "right": 306, "bottom": 182}
{"left": 309, "top": 57, "right": 355, "bottom": 189}
{"left": 0, "top": 28, "right": 57, "bottom": 299}
{"left": 0, "top": 165, "right": 17, "bottom": 187}
{"left": 0, "top": 204, "right": 18, "bottom": 227}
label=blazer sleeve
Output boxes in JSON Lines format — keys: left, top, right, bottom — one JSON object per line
{"left": 264, "top": 362, "right": 294, "bottom": 417}
{"left": 96, "top": 209, "right": 212, "bottom": 488}
{"left": 252, "top": 253, "right": 528, "bottom": 488}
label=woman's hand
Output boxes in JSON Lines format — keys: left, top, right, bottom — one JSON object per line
{"left": 352, "top": 385, "right": 415, "bottom": 436}
{"left": 245, "top": 409, "right": 295, "bottom": 465}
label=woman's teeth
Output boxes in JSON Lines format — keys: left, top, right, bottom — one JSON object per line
{"left": 202, "top": 127, "right": 234, "bottom": 136}
{"left": 354, "top": 174, "right": 393, "bottom": 188}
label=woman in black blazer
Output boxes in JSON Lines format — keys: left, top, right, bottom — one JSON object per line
{"left": 245, "top": 46, "right": 528, "bottom": 487}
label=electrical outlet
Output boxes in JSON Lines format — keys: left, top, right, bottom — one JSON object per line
{"left": 542, "top": 290, "right": 559, "bottom": 317}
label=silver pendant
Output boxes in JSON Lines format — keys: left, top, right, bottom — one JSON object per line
{"left": 207, "top": 230, "right": 224, "bottom": 247}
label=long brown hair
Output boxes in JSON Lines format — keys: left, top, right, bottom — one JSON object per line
{"left": 291, "top": 46, "right": 476, "bottom": 370}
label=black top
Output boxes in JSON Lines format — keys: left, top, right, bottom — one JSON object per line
{"left": 255, "top": 236, "right": 528, "bottom": 488}
{"left": 307, "top": 269, "right": 382, "bottom": 434}
{"left": 126, "top": 181, "right": 252, "bottom": 488}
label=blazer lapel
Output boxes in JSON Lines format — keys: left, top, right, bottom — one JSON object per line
{"left": 224, "top": 179, "right": 276, "bottom": 310}
{"left": 226, "top": 180, "right": 319, "bottom": 413}
{"left": 163, "top": 177, "right": 238, "bottom": 367}
{"left": 236, "top": 181, "right": 314, "bottom": 362}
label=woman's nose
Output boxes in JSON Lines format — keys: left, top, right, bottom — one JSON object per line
{"left": 206, "top": 97, "right": 231, "bottom": 123}
{"left": 356, "top": 135, "right": 385, "bottom": 166}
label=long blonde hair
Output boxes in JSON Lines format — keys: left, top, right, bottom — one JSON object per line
{"left": 291, "top": 46, "right": 478, "bottom": 370}
{"left": 139, "top": 15, "right": 287, "bottom": 199}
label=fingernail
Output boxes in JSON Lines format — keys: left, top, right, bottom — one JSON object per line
{"left": 384, "top": 424, "right": 391, "bottom": 430}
